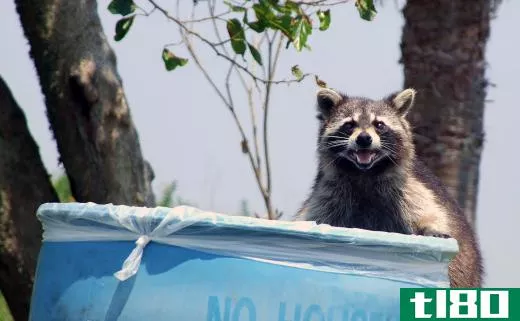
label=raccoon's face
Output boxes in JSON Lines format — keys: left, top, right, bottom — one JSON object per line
{"left": 316, "top": 87, "right": 416, "bottom": 174}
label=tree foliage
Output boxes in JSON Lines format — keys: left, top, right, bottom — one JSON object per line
{"left": 157, "top": 181, "right": 195, "bottom": 208}
{"left": 52, "top": 174, "right": 74, "bottom": 203}
{"left": 107, "top": 0, "right": 377, "bottom": 67}
{"left": 0, "top": 291, "right": 13, "bottom": 321}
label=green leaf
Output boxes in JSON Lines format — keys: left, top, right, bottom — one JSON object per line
{"left": 108, "top": 0, "right": 136, "bottom": 16}
{"left": 227, "top": 19, "right": 246, "bottom": 55}
{"left": 158, "top": 181, "right": 177, "bottom": 207}
{"left": 317, "top": 9, "right": 331, "bottom": 31}
{"left": 291, "top": 65, "right": 303, "bottom": 80}
{"left": 0, "top": 291, "right": 14, "bottom": 321}
{"left": 252, "top": 2, "right": 273, "bottom": 23}
{"left": 250, "top": 1, "right": 295, "bottom": 41}
{"left": 247, "top": 42, "right": 263, "bottom": 66}
{"left": 291, "top": 15, "right": 312, "bottom": 51}
{"left": 270, "top": 15, "right": 294, "bottom": 40}
{"left": 355, "top": 0, "right": 377, "bottom": 21}
{"left": 223, "top": 0, "right": 246, "bottom": 12}
{"left": 51, "top": 173, "right": 75, "bottom": 202}
{"left": 243, "top": 10, "right": 267, "bottom": 32}
{"left": 282, "top": 1, "right": 300, "bottom": 13}
{"left": 252, "top": 1, "right": 289, "bottom": 34}
{"left": 162, "top": 48, "right": 188, "bottom": 71}
{"left": 268, "top": 0, "right": 297, "bottom": 14}
{"left": 247, "top": 20, "right": 267, "bottom": 33}
{"left": 114, "top": 16, "right": 135, "bottom": 41}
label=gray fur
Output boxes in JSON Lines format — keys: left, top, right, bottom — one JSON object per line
{"left": 296, "top": 88, "right": 483, "bottom": 287}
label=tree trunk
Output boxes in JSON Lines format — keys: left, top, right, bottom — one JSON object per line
{"left": 0, "top": 75, "right": 59, "bottom": 321}
{"left": 14, "top": 0, "right": 156, "bottom": 207}
{"left": 400, "top": 0, "right": 493, "bottom": 226}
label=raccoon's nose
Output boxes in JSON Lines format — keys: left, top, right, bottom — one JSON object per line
{"left": 356, "top": 132, "right": 372, "bottom": 148}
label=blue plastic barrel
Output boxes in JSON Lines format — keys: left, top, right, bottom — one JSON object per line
{"left": 29, "top": 203, "right": 458, "bottom": 321}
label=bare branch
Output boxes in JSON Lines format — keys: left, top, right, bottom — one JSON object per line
{"left": 262, "top": 34, "right": 275, "bottom": 220}
{"left": 271, "top": 32, "right": 285, "bottom": 84}
{"left": 231, "top": 45, "right": 262, "bottom": 172}
{"left": 181, "top": 11, "right": 230, "bottom": 23}
{"left": 296, "top": 0, "right": 350, "bottom": 7}
{"left": 179, "top": 14, "right": 272, "bottom": 216}
{"left": 247, "top": 85, "right": 262, "bottom": 171}
{"left": 207, "top": 0, "right": 229, "bottom": 56}
{"left": 224, "top": 61, "right": 236, "bottom": 111}
{"left": 164, "top": 40, "right": 185, "bottom": 48}
{"left": 180, "top": 29, "right": 230, "bottom": 107}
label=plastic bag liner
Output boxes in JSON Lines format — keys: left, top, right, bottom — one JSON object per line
{"left": 36, "top": 202, "right": 458, "bottom": 287}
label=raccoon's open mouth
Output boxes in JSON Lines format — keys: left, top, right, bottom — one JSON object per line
{"left": 347, "top": 149, "right": 379, "bottom": 169}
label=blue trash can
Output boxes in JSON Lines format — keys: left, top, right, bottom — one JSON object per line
{"left": 29, "top": 202, "right": 458, "bottom": 321}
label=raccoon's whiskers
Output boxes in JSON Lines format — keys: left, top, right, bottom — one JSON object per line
{"left": 319, "top": 141, "right": 349, "bottom": 151}
{"left": 380, "top": 140, "right": 399, "bottom": 153}
{"left": 322, "top": 141, "right": 349, "bottom": 148}
{"left": 321, "top": 134, "right": 347, "bottom": 140}
{"left": 320, "top": 155, "right": 340, "bottom": 172}
{"left": 381, "top": 144, "right": 398, "bottom": 155}
{"left": 380, "top": 142, "right": 399, "bottom": 166}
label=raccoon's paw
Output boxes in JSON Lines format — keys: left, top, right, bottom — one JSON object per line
{"left": 416, "top": 227, "right": 452, "bottom": 239}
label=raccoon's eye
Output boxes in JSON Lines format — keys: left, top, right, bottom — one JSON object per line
{"left": 374, "top": 121, "right": 386, "bottom": 130}
{"left": 342, "top": 121, "right": 356, "bottom": 132}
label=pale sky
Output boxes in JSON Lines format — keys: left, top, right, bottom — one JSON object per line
{"left": 1, "top": 1, "right": 518, "bottom": 287}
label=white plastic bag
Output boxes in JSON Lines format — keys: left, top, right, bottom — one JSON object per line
{"left": 37, "top": 202, "right": 458, "bottom": 286}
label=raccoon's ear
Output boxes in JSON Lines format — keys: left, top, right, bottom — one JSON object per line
{"left": 388, "top": 88, "right": 416, "bottom": 117}
{"left": 316, "top": 88, "right": 342, "bottom": 115}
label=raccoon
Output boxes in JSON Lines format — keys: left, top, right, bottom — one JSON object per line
{"left": 295, "top": 87, "right": 483, "bottom": 287}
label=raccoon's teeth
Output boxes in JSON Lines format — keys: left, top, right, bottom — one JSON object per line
{"left": 355, "top": 150, "right": 375, "bottom": 164}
